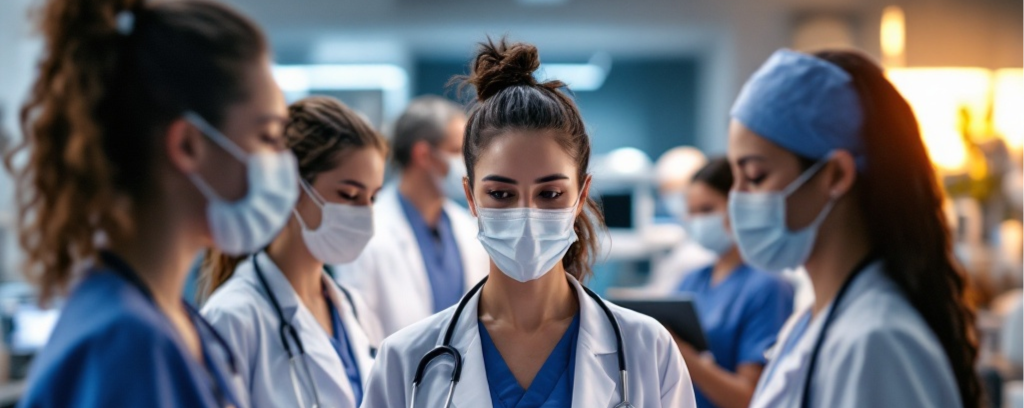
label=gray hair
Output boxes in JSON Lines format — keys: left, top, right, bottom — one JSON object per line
{"left": 392, "top": 96, "right": 465, "bottom": 169}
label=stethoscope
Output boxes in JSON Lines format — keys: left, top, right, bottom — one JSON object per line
{"left": 409, "top": 276, "right": 635, "bottom": 408}
{"left": 98, "top": 251, "right": 241, "bottom": 408}
{"left": 252, "top": 253, "right": 374, "bottom": 408}
{"left": 798, "top": 253, "right": 876, "bottom": 408}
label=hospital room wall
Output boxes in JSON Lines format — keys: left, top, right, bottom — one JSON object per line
{"left": 413, "top": 59, "right": 701, "bottom": 159}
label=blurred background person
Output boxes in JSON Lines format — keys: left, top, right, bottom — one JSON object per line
{"left": 200, "top": 96, "right": 387, "bottom": 408}
{"left": 673, "top": 157, "right": 794, "bottom": 408}
{"left": 731, "top": 49, "right": 981, "bottom": 408}
{"left": 6, "top": 0, "right": 291, "bottom": 406}
{"left": 335, "top": 96, "right": 488, "bottom": 337}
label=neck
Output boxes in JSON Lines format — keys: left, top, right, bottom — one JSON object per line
{"left": 804, "top": 205, "right": 872, "bottom": 316}
{"left": 479, "top": 263, "right": 579, "bottom": 332}
{"left": 266, "top": 218, "right": 324, "bottom": 303}
{"left": 399, "top": 169, "right": 445, "bottom": 228}
{"left": 107, "top": 200, "right": 200, "bottom": 316}
{"left": 711, "top": 247, "right": 743, "bottom": 285}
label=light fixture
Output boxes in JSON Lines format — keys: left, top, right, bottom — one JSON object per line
{"left": 535, "top": 52, "right": 612, "bottom": 92}
{"left": 992, "top": 69, "right": 1024, "bottom": 154}
{"left": 880, "top": 6, "right": 906, "bottom": 67}
{"left": 272, "top": 64, "right": 410, "bottom": 121}
{"left": 887, "top": 68, "right": 992, "bottom": 173}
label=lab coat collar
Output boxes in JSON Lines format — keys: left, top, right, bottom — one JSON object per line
{"left": 252, "top": 252, "right": 302, "bottom": 322}
{"left": 438, "top": 273, "right": 618, "bottom": 407}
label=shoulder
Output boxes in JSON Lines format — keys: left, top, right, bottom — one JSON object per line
{"left": 26, "top": 272, "right": 189, "bottom": 394}
{"left": 677, "top": 266, "right": 712, "bottom": 290}
{"left": 377, "top": 307, "right": 452, "bottom": 358}
{"left": 740, "top": 265, "right": 792, "bottom": 291}
{"left": 824, "top": 268, "right": 948, "bottom": 369}
{"left": 201, "top": 268, "right": 266, "bottom": 337}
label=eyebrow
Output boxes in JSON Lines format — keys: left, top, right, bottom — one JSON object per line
{"left": 535, "top": 174, "right": 570, "bottom": 183}
{"left": 480, "top": 174, "right": 571, "bottom": 185}
{"left": 736, "top": 156, "right": 767, "bottom": 167}
{"left": 340, "top": 179, "right": 367, "bottom": 190}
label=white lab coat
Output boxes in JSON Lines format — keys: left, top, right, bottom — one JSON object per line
{"left": 334, "top": 186, "right": 489, "bottom": 337}
{"left": 360, "top": 273, "right": 697, "bottom": 408}
{"left": 202, "top": 253, "right": 384, "bottom": 408}
{"left": 751, "top": 262, "right": 960, "bottom": 408}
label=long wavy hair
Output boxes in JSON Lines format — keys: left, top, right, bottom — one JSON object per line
{"left": 6, "top": 0, "right": 266, "bottom": 301}
{"left": 813, "top": 49, "right": 982, "bottom": 407}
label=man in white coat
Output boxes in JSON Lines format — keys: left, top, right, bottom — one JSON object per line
{"left": 335, "top": 96, "right": 489, "bottom": 337}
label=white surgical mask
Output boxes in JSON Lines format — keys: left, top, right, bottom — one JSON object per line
{"left": 293, "top": 180, "right": 374, "bottom": 264}
{"left": 185, "top": 111, "right": 299, "bottom": 256}
{"left": 685, "top": 213, "right": 734, "bottom": 256}
{"left": 475, "top": 196, "right": 582, "bottom": 283}
{"left": 728, "top": 157, "right": 836, "bottom": 272}
{"left": 434, "top": 153, "right": 468, "bottom": 201}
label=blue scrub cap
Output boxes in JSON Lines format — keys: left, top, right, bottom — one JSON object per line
{"left": 730, "top": 49, "right": 866, "bottom": 169}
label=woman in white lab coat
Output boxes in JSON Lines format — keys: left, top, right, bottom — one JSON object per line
{"left": 727, "top": 49, "right": 982, "bottom": 408}
{"left": 361, "top": 38, "right": 696, "bottom": 408}
{"left": 201, "top": 96, "right": 387, "bottom": 408}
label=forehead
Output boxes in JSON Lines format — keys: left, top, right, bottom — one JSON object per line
{"left": 727, "top": 120, "right": 792, "bottom": 163}
{"left": 472, "top": 130, "right": 579, "bottom": 182}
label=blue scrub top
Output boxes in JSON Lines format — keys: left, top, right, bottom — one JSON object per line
{"left": 676, "top": 264, "right": 794, "bottom": 408}
{"left": 19, "top": 268, "right": 239, "bottom": 408}
{"left": 398, "top": 193, "right": 465, "bottom": 312}
{"left": 479, "top": 314, "right": 580, "bottom": 408}
{"left": 324, "top": 288, "right": 363, "bottom": 406}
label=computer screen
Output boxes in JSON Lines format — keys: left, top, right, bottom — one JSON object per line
{"left": 599, "top": 192, "right": 634, "bottom": 229}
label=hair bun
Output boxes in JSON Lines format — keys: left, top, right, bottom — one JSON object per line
{"left": 468, "top": 38, "right": 541, "bottom": 101}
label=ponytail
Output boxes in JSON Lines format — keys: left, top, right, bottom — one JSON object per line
{"left": 814, "top": 50, "right": 983, "bottom": 408}
{"left": 6, "top": 0, "right": 266, "bottom": 301}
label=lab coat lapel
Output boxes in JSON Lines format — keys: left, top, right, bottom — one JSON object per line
{"left": 440, "top": 287, "right": 493, "bottom": 408}
{"left": 254, "top": 253, "right": 355, "bottom": 404}
{"left": 568, "top": 275, "right": 618, "bottom": 408}
{"left": 381, "top": 187, "right": 433, "bottom": 311}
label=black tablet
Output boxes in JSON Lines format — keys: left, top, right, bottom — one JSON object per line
{"left": 608, "top": 296, "right": 709, "bottom": 352}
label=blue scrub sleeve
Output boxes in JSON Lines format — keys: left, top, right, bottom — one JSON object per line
{"left": 736, "top": 279, "right": 794, "bottom": 366}
{"left": 20, "top": 318, "right": 208, "bottom": 408}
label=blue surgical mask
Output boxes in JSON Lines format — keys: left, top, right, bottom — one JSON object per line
{"left": 727, "top": 157, "right": 835, "bottom": 271}
{"left": 685, "top": 213, "right": 734, "bottom": 256}
{"left": 434, "top": 153, "right": 468, "bottom": 201}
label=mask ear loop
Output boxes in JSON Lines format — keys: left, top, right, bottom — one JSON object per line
{"left": 184, "top": 111, "right": 249, "bottom": 162}
{"left": 293, "top": 179, "right": 328, "bottom": 232}
{"left": 783, "top": 153, "right": 841, "bottom": 233}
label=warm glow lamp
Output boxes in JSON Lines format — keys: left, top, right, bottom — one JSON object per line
{"left": 993, "top": 69, "right": 1024, "bottom": 154}
{"left": 886, "top": 68, "right": 992, "bottom": 173}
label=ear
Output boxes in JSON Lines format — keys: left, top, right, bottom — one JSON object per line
{"left": 409, "top": 140, "right": 435, "bottom": 169}
{"left": 464, "top": 176, "right": 477, "bottom": 217}
{"left": 165, "top": 117, "right": 204, "bottom": 174}
{"left": 575, "top": 175, "right": 593, "bottom": 217}
{"left": 825, "top": 150, "right": 858, "bottom": 198}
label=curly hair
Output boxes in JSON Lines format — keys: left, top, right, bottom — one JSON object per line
{"left": 5, "top": 0, "right": 267, "bottom": 301}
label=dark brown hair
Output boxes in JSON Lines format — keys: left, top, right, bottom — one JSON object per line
{"left": 691, "top": 156, "right": 733, "bottom": 197}
{"left": 456, "top": 38, "right": 606, "bottom": 281}
{"left": 199, "top": 96, "right": 388, "bottom": 300}
{"left": 812, "top": 50, "right": 982, "bottom": 407}
{"left": 5, "top": 0, "right": 267, "bottom": 301}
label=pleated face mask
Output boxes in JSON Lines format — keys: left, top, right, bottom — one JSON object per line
{"left": 475, "top": 195, "right": 582, "bottom": 283}
{"left": 184, "top": 111, "right": 299, "bottom": 256}
{"left": 727, "top": 156, "right": 836, "bottom": 272}
{"left": 293, "top": 180, "right": 374, "bottom": 265}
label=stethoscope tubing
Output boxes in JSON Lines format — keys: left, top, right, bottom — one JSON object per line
{"left": 410, "top": 276, "right": 634, "bottom": 408}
